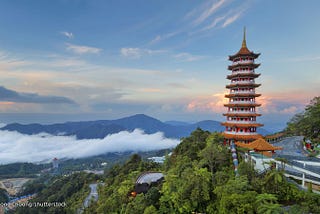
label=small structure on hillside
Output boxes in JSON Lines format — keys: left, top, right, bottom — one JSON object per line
{"left": 236, "top": 138, "right": 283, "bottom": 157}
{"left": 52, "top": 157, "right": 59, "bottom": 169}
{"left": 265, "top": 132, "right": 285, "bottom": 143}
{"left": 52, "top": 157, "right": 59, "bottom": 174}
{"left": 130, "top": 172, "right": 164, "bottom": 196}
{"left": 236, "top": 138, "right": 282, "bottom": 172}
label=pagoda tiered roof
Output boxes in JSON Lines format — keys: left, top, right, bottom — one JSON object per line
{"left": 223, "top": 113, "right": 262, "bottom": 117}
{"left": 227, "top": 72, "right": 260, "bottom": 79}
{"left": 225, "top": 93, "right": 261, "bottom": 98}
{"left": 224, "top": 103, "right": 261, "bottom": 107}
{"left": 223, "top": 133, "right": 262, "bottom": 140}
{"left": 226, "top": 83, "right": 261, "bottom": 88}
{"left": 235, "top": 138, "right": 282, "bottom": 151}
{"left": 221, "top": 122, "right": 263, "bottom": 127}
{"left": 228, "top": 63, "right": 260, "bottom": 70}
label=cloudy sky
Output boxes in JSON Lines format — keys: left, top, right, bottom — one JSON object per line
{"left": 0, "top": 0, "right": 319, "bottom": 131}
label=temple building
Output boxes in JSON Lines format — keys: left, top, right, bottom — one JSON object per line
{"left": 222, "top": 28, "right": 263, "bottom": 145}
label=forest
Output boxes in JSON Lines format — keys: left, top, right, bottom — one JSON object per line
{"left": 84, "top": 129, "right": 320, "bottom": 214}
{"left": 286, "top": 97, "right": 320, "bottom": 143}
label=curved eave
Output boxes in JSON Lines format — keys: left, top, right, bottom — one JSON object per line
{"left": 228, "top": 52, "right": 260, "bottom": 61}
{"left": 226, "top": 83, "right": 261, "bottom": 88}
{"left": 228, "top": 63, "right": 260, "bottom": 70}
{"left": 265, "top": 133, "right": 285, "bottom": 139}
{"left": 223, "top": 113, "right": 262, "bottom": 117}
{"left": 223, "top": 133, "right": 262, "bottom": 140}
{"left": 221, "top": 122, "right": 263, "bottom": 127}
{"left": 225, "top": 93, "right": 261, "bottom": 98}
{"left": 224, "top": 103, "right": 261, "bottom": 107}
{"left": 227, "top": 73, "right": 260, "bottom": 79}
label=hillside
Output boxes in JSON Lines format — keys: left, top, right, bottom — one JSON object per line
{"left": 0, "top": 114, "right": 269, "bottom": 139}
{"left": 14, "top": 129, "right": 320, "bottom": 214}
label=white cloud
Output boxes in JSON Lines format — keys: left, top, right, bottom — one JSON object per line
{"left": 66, "top": 43, "right": 102, "bottom": 54}
{"left": 120, "top": 48, "right": 141, "bottom": 58}
{"left": 222, "top": 11, "right": 243, "bottom": 27}
{"left": 120, "top": 47, "right": 165, "bottom": 59}
{"left": 193, "top": 0, "right": 228, "bottom": 26}
{"left": 61, "top": 31, "right": 74, "bottom": 39}
{"left": 174, "top": 52, "right": 205, "bottom": 62}
{"left": 202, "top": 15, "right": 226, "bottom": 31}
{"left": 0, "top": 129, "right": 179, "bottom": 164}
{"left": 0, "top": 52, "right": 29, "bottom": 70}
{"left": 150, "top": 32, "right": 178, "bottom": 44}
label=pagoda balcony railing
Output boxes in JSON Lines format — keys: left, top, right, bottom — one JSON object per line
{"left": 232, "top": 60, "right": 254, "bottom": 65}
{"left": 229, "top": 91, "right": 255, "bottom": 94}
{"left": 226, "top": 120, "right": 258, "bottom": 124}
{"left": 224, "top": 131, "right": 258, "bottom": 135}
{"left": 229, "top": 101, "right": 256, "bottom": 104}
{"left": 230, "top": 80, "right": 255, "bottom": 84}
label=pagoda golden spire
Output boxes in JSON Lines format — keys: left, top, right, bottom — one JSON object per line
{"left": 242, "top": 26, "right": 247, "bottom": 48}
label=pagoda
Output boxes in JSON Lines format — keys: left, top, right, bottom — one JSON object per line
{"left": 222, "top": 28, "right": 263, "bottom": 145}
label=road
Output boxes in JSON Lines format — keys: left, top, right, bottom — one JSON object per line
{"left": 83, "top": 183, "right": 98, "bottom": 208}
{"left": 273, "top": 136, "right": 305, "bottom": 157}
{"left": 273, "top": 136, "right": 320, "bottom": 174}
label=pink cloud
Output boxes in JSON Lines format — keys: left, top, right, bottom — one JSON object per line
{"left": 186, "top": 91, "right": 228, "bottom": 113}
{"left": 257, "top": 91, "right": 313, "bottom": 115}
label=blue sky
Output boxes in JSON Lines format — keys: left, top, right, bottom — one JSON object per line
{"left": 0, "top": 0, "right": 319, "bottom": 131}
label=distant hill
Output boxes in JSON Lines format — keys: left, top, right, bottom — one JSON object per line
{"left": 164, "top": 121, "right": 191, "bottom": 126}
{"left": 1, "top": 114, "right": 269, "bottom": 139}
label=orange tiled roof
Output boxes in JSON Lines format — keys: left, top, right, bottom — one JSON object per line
{"left": 265, "top": 132, "right": 285, "bottom": 139}
{"left": 235, "top": 138, "right": 282, "bottom": 151}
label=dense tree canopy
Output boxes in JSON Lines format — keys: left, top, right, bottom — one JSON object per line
{"left": 84, "top": 129, "right": 320, "bottom": 213}
{"left": 0, "top": 188, "right": 9, "bottom": 203}
{"left": 287, "top": 96, "right": 320, "bottom": 143}
{"left": 11, "top": 125, "right": 320, "bottom": 213}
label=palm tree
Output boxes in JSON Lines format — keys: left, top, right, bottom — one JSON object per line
{"left": 256, "top": 193, "right": 278, "bottom": 204}
{"left": 275, "top": 157, "right": 288, "bottom": 171}
{"left": 257, "top": 203, "right": 282, "bottom": 214}
{"left": 264, "top": 169, "right": 284, "bottom": 194}
{"left": 255, "top": 193, "right": 282, "bottom": 214}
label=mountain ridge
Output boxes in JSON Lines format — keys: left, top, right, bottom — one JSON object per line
{"left": 1, "top": 114, "right": 270, "bottom": 139}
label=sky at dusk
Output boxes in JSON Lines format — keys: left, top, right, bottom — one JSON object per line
{"left": 0, "top": 0, "right": 319, "bottom": 131}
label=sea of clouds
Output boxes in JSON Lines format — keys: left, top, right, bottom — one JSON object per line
{"left": 0, "top": 129, "right": 180, "bottom": 164}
